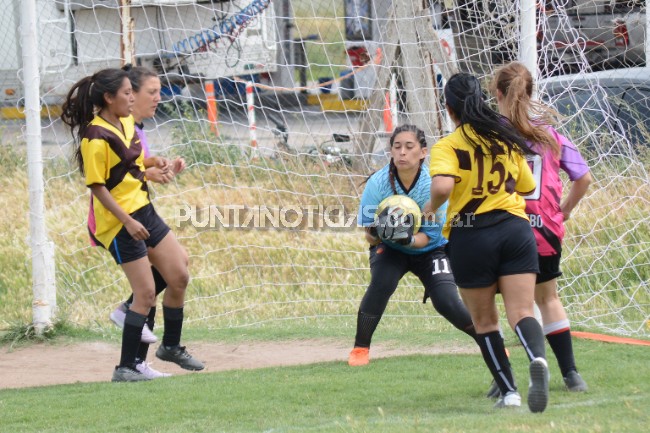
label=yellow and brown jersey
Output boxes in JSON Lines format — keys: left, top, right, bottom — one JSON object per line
{"left": 429, "top": 125, "right": 535, "bottom": 238}
{"left": 82, "top": 115, "right": 150, "bottom": 248}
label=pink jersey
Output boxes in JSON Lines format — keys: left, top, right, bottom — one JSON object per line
{"left": 525, "top": 127, "right": 589, "bottom": 256}
{"left": 88, "top": 125, "right": 150, "bottom": 246}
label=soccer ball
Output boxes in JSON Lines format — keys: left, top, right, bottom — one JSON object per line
{"left": 375, "top": 195, "right": 422, "bottom": 234}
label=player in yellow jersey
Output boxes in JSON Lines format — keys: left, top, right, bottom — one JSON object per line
{"left": 61, "top": 68, "right": 203, "bottom": 382}
{"left": 428, "top": 73, "right": 549, "bottom": 412}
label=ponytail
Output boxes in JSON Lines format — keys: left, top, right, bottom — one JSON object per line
{"left": 60, "top": 68, "right": 129, "bottom": 173}
{"left": 492, "top": 62, "right": 561, "bottom": 157}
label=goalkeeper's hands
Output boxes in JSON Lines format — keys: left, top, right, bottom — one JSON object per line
{"left": 375, "top": 207, "right": 415, "bottom": 246}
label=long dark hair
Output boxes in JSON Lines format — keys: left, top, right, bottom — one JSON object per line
{"left": 122, "top": 64, "right": 158, "bottom": 92}
{"left": 61, "top": 68, "right": 129, "bottom": 173}
{"left": 362, "top": 124, "right": 428, "bottom": 193}
{"left": 444, "top": 73, "right": 535, "bottom": 157}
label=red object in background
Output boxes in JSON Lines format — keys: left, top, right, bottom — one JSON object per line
{"left": 347, "top": 46, "right": 370, "bottom": 66}
{"left": 613, "top": 20, "right": 629, "bottom": 47}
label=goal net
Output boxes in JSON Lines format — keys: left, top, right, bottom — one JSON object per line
{"left": 2, "top": 0, "right": 648, "bottom": 337}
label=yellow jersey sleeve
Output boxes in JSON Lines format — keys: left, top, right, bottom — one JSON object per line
{"left": 429, "top": 138, "right": 461, "bottom": 181}
{"left": 81, "top": 138, "right": 108, "bottom": 186}
{"left": 515, "top": 153, "right": 536, "bottom": 195}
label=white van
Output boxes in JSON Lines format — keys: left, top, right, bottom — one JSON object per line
{"left": 0, "top": 0, "right": 278, "bottom": 117}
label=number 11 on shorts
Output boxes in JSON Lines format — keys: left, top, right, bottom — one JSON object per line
{"left": 432, "top": 258, "right": 450, "bottom": 275}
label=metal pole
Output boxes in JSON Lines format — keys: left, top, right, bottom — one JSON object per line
{"left": 646, "top": 0, "right": 649, "bottom": 65}
{"left": 120, "top": 0, "right": 134, "bottom": 65}
{"left": 520, "top": 0, "right": 538, "bottom": 99}
{"left": 246, "top": 81, "right": 258, "bottom": 158}
{"left": 21, "top": 0, "right": 55, "bottom": 333}
{"left": 389, "top": 72, "right": 398, "bottom": 130}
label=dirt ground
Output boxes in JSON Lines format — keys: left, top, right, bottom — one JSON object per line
{"left": 0, "top": 340, "right": 476, "bottom": 390}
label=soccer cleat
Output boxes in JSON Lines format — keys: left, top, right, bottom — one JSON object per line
{"left": 564, "top": 370, "right": 588, "bottom": 392}
{"left": 109, "top": 305, "right": 158, "bottom": 344}
{"left": 109, "top": 306, "right": 127, "bottom": 328}
{"left": 348, "top": 347, "right": 370, "bottom": 366}
{"left": 111, "top": 365, "right": 152, "bottom": 382}
{"left": 486, "top": 380, "right": 501, "bottom": 399}
{"left": 527, "top": 357, "right": 550, "bottom": 413}
{"left": 494, "top": 391, "right": 521, "bottom": 408}
{"left": 135, "top": 361, "right": 172, "bottom": 379}
{"left": 156, "top": 345, "right": 205, "bottom": 371}
{"left": 139, "top": 325, "right": 158, "bottom": 345}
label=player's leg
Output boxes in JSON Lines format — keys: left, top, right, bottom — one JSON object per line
{"left": 112, "top": 255, "right": 156, "bottom": 382}
{"left": 535, "top": 262, "right": 587, "bottom": 391}
{"left": 499, "top": 273, "right": 549, "bottom": 412}
{"left": 448, "top": 220, "right": 519, "bottom": 408}
{"left": 411, "top": 247, "right": 476, "bottom": 340}
{"left": 350, "top": 245, "right": 408, "bottom": 366}
{"left": 459, "top": 285, "right": 520, "bottom": 408}
{"left": 497, "top": 215, "right": 548, "bottom": 412}
{"left": 147, "top": 230, "right": 203, "bottom": 371}
{"left": 110, "top": 265, "right": 164, "bottom": 344}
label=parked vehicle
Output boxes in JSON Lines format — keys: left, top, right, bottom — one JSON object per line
{"left": 540, "top": 1, "right": 646, "bottom": 74}
{"left": 0, "top": 0, "right": 277, "bottom": 116}
{"left": 539, "top": 67, "right": 650, "bottom": 148}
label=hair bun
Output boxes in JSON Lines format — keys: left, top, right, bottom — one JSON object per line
{"left": 121, "top": 63, "right": 133, "bottom": 72}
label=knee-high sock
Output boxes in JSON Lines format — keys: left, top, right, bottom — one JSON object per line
{"left": 120, "top": 310, "right": 147, "bottom": 368}
{"left": 162, "top": 305, "right": 184, "bottom": 347}
{"left": 544, "top": 319, "right": 576, "bottom": 376}
{"left": 476, "top": 331, "right": 517, "bottom": 394}
{"left": 136, "top": 306, "right": 156, "bottom": 362}
{"left": 353, "top": 311, "right": 381, "bottom": 348}
{"left": 515, "top": 317, "right": 546, "bottom": 361}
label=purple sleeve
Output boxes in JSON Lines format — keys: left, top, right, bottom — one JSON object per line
{"left": 136, "top": 125, "right": 151, "bottom": 158}
{"left": 550, "top": 127, "right": 590, "bottom": 181}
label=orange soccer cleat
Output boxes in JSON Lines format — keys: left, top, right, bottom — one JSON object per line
{"left": 348, "top": 347, "right": 370, "bottom": 366}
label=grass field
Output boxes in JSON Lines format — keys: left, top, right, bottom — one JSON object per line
{"left": 0, "top": 336, "right": 648, "bottom": 432}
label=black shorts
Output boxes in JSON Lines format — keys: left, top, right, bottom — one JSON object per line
{"left": 95, "top": 204, "right": 170, "bottom": 265}
{"left": 447, "top": 213, "right": 539, "bottom": 288}
{"left": 537, "top": 253, "right": 562, "bottom": 284}
{"left": 366, "top": 244, "right": 457, "bottom": 306}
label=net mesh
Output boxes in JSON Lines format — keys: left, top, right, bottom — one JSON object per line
{"left": 1, "top": 0, "right": 647, "bottom": 336}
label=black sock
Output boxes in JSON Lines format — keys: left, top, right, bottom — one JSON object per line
{"left": 547, "top": 330, "right": 577, "bottom": 377}
{"left": 137, "top": 307, "right": 156, "bottom": 362}
{"left": 476, "top": 331, "right": 517, "bottom": 394}
{"left": 162, "top": 305, "right": 184, "bottom": 348}
{"left": 514, "top": 317, "right": 546, "bottom": 361}
{"left": 120, "top": 310, "right": 147, "bottom": 368}
{"left": 353, "top": 312, "right": 381, "bottom": 348}
{"left": 126, "top": 266, "right": 167, "bottom": 305}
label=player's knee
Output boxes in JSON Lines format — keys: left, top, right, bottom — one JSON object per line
{"left": 168, "top": 268, "right": 190, "bottom": 293}
{"left": 535, "top": 289, "right": 559, "bottom": 306}
{"left": 136, "top": 288, "right": 156, "bottom": 308}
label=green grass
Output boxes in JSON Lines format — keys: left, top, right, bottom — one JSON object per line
{"left": 0, "top": 339, "right": 648, "bottom": 432}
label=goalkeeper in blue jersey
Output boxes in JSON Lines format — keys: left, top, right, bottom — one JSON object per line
{"left": 349, "top": 124, "right": 478, "bottom": 366}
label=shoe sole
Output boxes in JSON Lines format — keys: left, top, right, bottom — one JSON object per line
{"left": 156, "top": 352, "right": 205, "bottom": 371}
{"left": 528, "top": 359, "right": 549, "bottom": 413}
